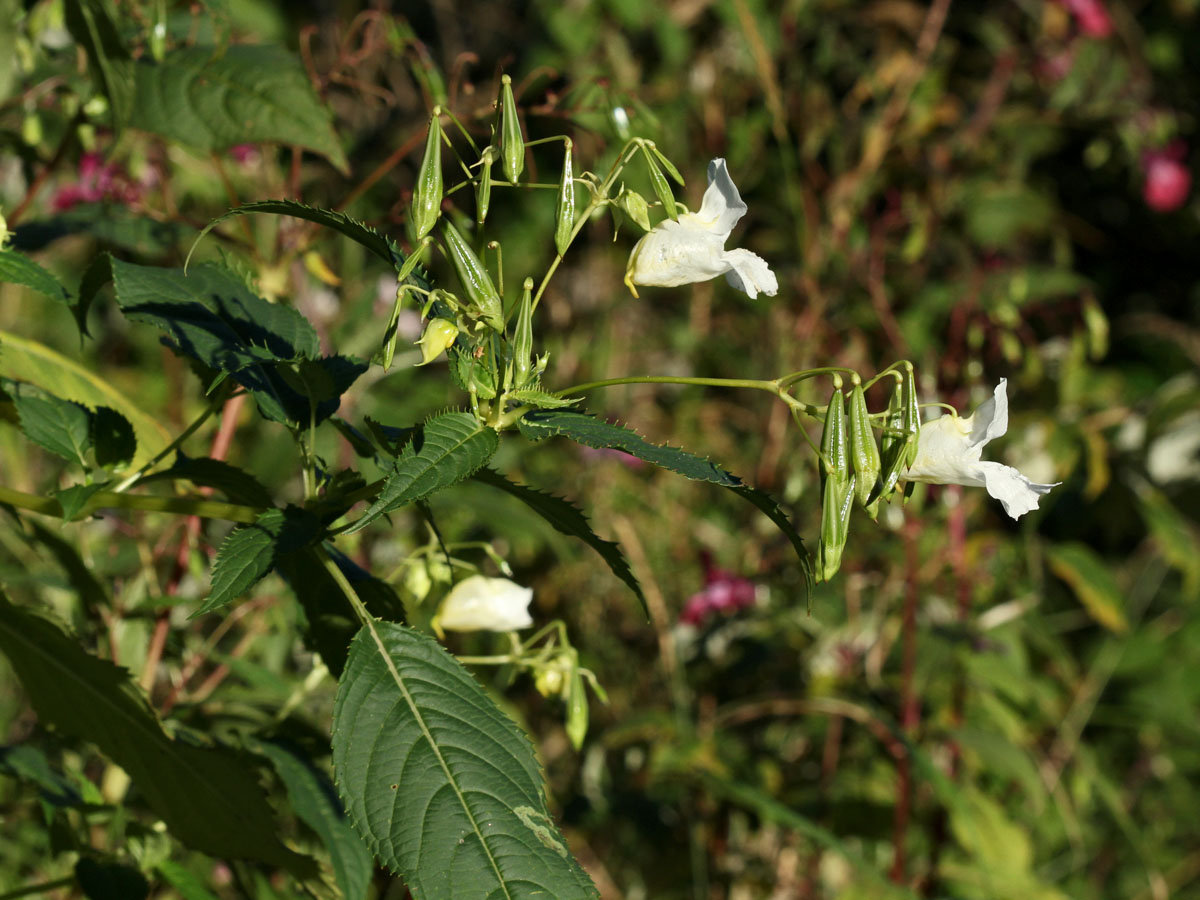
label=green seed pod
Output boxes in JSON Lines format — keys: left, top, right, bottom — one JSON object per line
{"left": 416, "top": 318, "right": 459, "bottom": 366}
{"left": 873, "top": 376, "right": 909, "bottom": 504}
{"left": 500, "top": 74, "right": 524, "bottom": 184}
{"left": 901, "top": 365, "right": 922, "bottom": 467}
{"left": 566, "top": 668, "right": 588, "bottom": 750}
{"left": 847, "top": 383, "right": 881, "bottom": 507}
{"left": 442, "top": 220, "right": 503, "bottom": 331}
{"left": 554, "top": 139, "right": 576, "bottom": 256}
{"left": 412, "top": 108, "right": 444, "bottom": 239}
{"left": 642, "top": 143, "right": 678, "bottom": 221}
{"left": 513, "top": 278, "right": 535, "bottom": 389}
{"left": 818, "top": 388, "right": 853, "bottom": 582}
{"left": 476, "top": 146, "right": 494, "bottom": 224}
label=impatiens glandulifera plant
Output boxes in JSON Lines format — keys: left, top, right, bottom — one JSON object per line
{"left": 0, "top": 20, "right": 1059, "bottom": 900}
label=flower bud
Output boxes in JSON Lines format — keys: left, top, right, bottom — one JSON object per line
{"left": 416, "top": 318, "right": 459, "bottom": 365}
{"left": 535, "top": 665, "right": 565, "bottom": 698}
{"left": 618, "top": 189, "right": 652, "bottom": 232}
{"left": 500, "top": 74, "right": 524, "bottom": 184}
{"left": 554, "top": 138, "right": 576, "bottom": 256}
{"left": 412, "top": 108, "right": 444, "bottom": 239}
{"left": 848, "top": 383, "right": 881, "bottom": 508}
{"left": 437, "top": 575, "right": 533, "bottom": 632}
{"left": 442, "top": 220, "right": 503, "bottom": 331}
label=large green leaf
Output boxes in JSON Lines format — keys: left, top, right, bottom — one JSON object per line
{"left": 191, "top": 200, "right": 423, "bottom": 279}
{"left": 12, "top": 203, "right": 191, "bottom": 258}
{"left": 10, "top": 386, "right": 92, "bottom": 467}
{"left": 131, "top": 45, "right": 348, "bottom": 172}
{"left": 0, "top": 592, "right": 311, "bottom": 872}
{"left": 346, "top": 413, "right": 499, "bottom": 534}
{"left": 519, "top": 410, "right": 813, "bottom": 593}
{"left": 196, "top": 508, "right": 321, "bottom": 618}
{"left": 135, "top": 455, "right": 272, "bottom": 506}
{"left": 257, "top": 739, "right": 373, "bottom": 900}
{"left": 87, "top": 257, "right": 362, "bottom": 424}
{"left": 0, "top": 248, "right": 72, "bottom": 304}
{"left": 472, "top": 468, "right": 645, "bottom": 613}
{"left": 0, "top": 331, "right": 171, "bottom": 470}
{"left": 63, "top": 0, "right": 135, "bottom": 133}
{"left": 332, "top": 621, "right": 598, "bottom": 899}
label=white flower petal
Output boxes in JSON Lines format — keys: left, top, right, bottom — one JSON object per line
{"left": 977, "top": 461, "right": 1057, "bottom": 519}
{"left": 903, "top": 380, "right": 1059, "bottom": 519}
{"left": 722, "top": 248, "right": 778, "bottom": 299}
{"left": 626, "top": 158, "right": 774, "bottom": 299}
{"left": 696, "top": 158, "right": 747, "bottom": 235}
{"left": 438, "top": 575, "right": 533, "bottom": 632}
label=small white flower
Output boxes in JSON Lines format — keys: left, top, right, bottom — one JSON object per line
{"left": 625, "top": 158, "right": 778, "bottom": 299}
{"left": 437, "top": 575, "right": 533, "bottom": 632}
{"left": 904, "top": 379, "right": 1058, "bottom": 520}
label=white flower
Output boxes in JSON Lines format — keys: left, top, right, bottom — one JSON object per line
{"left": 625, "top": 158, "right": 778, "bottom": 299}
{"left": 437, "top": 575, "right": 533, "bottom": 632}
{"left": 904, "top": 379, "right": 1058, "bottom": 520}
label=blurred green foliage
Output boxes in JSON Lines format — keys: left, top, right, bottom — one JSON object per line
{"left": 1, "top": 1, "right": 1199, "bottom": 899}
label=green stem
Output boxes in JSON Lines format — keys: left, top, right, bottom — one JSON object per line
{"left": 318, "top": 545, "right": 374, "bottom": 627}
{"left": 775, "top": 366, "right": 859, "bottom": 389}
{"left": 557, "top": 375, "right": 780, "bottom": 396}
{"left": 112, "top": 389, "right": 239, "bottom": 492}
{"left": 0, "top": 877, "right": 74, "bottom": 900}
{"left": 0, "top": 485, "right": 264, "bottom": 524}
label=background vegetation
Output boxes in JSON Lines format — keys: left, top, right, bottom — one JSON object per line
{"left": 1, "top": 0, "right": 1199, "bottom": 898}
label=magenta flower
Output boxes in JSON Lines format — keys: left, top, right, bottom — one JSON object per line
{"left": 1143, "top": 144, "right": 1192, "bottom": 213}
{"left": 1061, "top": 0, "right": 1113, "bottom": 38}
{"left": 51, "top": 152, "right": 141, "bottom": 211}
{"left": 679, "top": 552, "right": 757, "bottom": 626}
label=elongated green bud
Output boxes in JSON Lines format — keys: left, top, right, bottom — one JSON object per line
{"left": 476, "top": 146, "right": 494, "bottom": 224}
{"left": 442, "top": 220, "right": 503, "bottom": 331}
{"left": 642, "top": 143, "right": 677, "bottom": 221}
{"left": 412, "top": 108, "right": 444, "bottom": 239}
{"left": 513, "top": 277, "right": 534, "bottom": 388}
{"left": 566, "top": 668, "right": 588, "bottom": 750}
{"left": 901, "top": 364, "right": 921, "bottom": 467}
{"left": 554, "top": 139, "right": 576, "bottom": 256}
{"left": 872, "top": 376, "right": 908, "bottom": 504}
{"left": 500, "top": 74, "right": 524, "bottom": 184}
{"left": 848, "top": 383, "right": 881, "bottom": 507}
{"left": 818, "top": 388, "right": 853, "bottom": 582}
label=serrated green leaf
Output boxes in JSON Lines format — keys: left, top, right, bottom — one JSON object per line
{"left": 472, "top": 468, "right": 645, "bottom": 612}
{"left": 0, "top": 248, "right": 72, "bottom": 304}
{"left": 332, "top": 621, "right": 599, "bottom": 899}
{"left": 0, "top": 744, "right": 84, "bottom": 807}
{"left": 153, "top": 861, "right": 219, "bottom": 900}
{"left": 135, "top": 455, "right": 272, "bottom": 506}
{"left": 1046, "top": 543, "right": 1128, "bottom": 633}
{"left": 0, "top": 592, "right": 311, "bottom": 872}
{"left": 256, "top": 739, "right": 372, "bottom": 900}
{"left": 64, "top": 0, "right": 135, "bottom": 133}
{"left": 90, "top": 406, "right": 136, "bottom": 469}
{"left": 131, "top": 45, "right": 348, "bottom": 172}
{"left": 196, "top": 508, "right": 321, "bottom": 618}
{"left": 729, "top": 484, "right": 814, "bottom": 596}
{"left": 347, "top": 412, "right": 498, "bottom": 534}
{"left": 518, "top": 409, "right": 738, "bottom": 485}
{"left": 277, "top": 545, "right": 406, "bottom": 678}
{"left": 189, "top": 200, "right": 424, "bottom": 280}
{"left": 506, "top": 388, "right": 580, "bottom": 409}
{"left": 11, "top": 388, "right": 92, "bottom": 466}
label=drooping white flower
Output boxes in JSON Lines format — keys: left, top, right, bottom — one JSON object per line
{"left": 904, "top": 379, "right": 1058, "bottom": 520}
{"left": 437, "top": 575, "right": 534, "bottom": 632}
{"left": 625, "top": 158, "right": 778, "bottom": 299}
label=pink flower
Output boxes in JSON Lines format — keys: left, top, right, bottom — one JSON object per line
{"left": 229, "top": 143, "right": 261, "bottom": 166}
{"left": 1143, "top": 144, "right": 1192, "bottom": 213}
{"left": 1061, "top": 0, "right": 1113, "bottom": 38}
{"left": 51, "top": 152, "right": 141, "bottom": 211}
{"left": 679, "top": 552, "right": 757, "bottom": 626}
